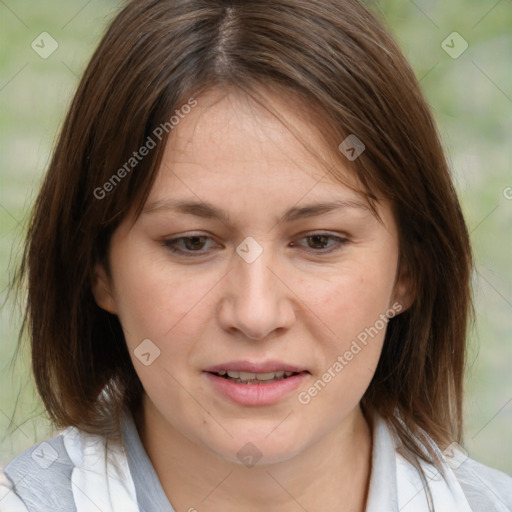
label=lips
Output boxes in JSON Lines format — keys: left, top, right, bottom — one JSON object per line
{"left": 203, "top": 360, "right": 308, "bottom": 374}
{"left": 203, "top": 360, "right": 310, "bottom": 405}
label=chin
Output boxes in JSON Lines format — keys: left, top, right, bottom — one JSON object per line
{"left": 204, "top": 429, "right": 308, "bottom": 468}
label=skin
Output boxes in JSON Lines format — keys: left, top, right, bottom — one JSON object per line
{"left": 93, "top": 88, "right": 412, "bottom": 511}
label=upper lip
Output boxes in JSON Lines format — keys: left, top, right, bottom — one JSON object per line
{"left": 203, "top": 360, "right": 309, "bottom": 374}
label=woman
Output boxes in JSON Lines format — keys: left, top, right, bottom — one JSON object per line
{"left": 1, "top": 0, "right": 511, "bottom": 511}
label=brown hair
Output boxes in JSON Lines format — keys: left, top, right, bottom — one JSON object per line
{"left": 15, "top": 0, "right": 472, "bottom": 462}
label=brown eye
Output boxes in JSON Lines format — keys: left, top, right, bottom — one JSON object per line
{"left": 182, "top": 236, "right": 208, "bottom": 250}
{"left": 163, "top": 235, "right": 218, "bottom": 255}
{"left": 306, "top": 234, "right": 331, "bottom": 249}
{"left": 291, "top": 233, "right": 349, "bottom": 253}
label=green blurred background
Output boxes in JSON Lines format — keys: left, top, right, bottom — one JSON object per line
{"left": 1, "top": 0, "right": 511, "bottom": 474}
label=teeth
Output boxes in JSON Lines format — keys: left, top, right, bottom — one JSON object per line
{"left": 217, "top": 370, "right": 297, "bottom": 383}
{"left": 239, "top": 371, "right": 256, "bottom": 380}
{"left": 256, "top": 372, "right": 279, "bottom": 381}
{"left": 227, "top": 370, "right": 252, "bottom": 379}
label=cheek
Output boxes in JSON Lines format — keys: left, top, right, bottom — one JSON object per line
{"left": 304, "top": 256, "right": 397, "bottom": 342}
{"left": 294, "top": 268, "right": 394, "bottom": 421}
{"left": 294, "top": 249, "right": 398, "bottom": 404}
{"left": 109, "top": 247, "right": 218, "bottom": 351}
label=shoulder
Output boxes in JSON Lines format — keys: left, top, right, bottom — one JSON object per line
{"left": 0, "top": 425, "right": 138, "bottom": 512}
{"left": 449, "top": 449, "right": 512, "bottom": 511}
{"left": 377, "top": 415, "right": 512, "bottom": 512}
{"left": 416, "top": 432, "right": 512, "bottom": 511}
{"left": 0, "top": 431, "right": 75, "bottom": 512}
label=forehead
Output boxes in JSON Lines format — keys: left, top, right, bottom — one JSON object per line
{"left": 152, "top": 88, "right": 363, "bottom": 202}
{"left": 121, "top": 88, "right": 399, "bottom": 238}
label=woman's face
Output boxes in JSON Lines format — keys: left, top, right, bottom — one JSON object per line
{"left": 94, "top": 88, "right": 410, "bottom": 465}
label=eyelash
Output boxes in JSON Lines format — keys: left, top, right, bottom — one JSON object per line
{"left": 162, "top": 232, "right": 349, "bottom": 256}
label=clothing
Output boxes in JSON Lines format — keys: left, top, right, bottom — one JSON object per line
{"left": 1, "top": 412, "right": 511, "bottom": 511}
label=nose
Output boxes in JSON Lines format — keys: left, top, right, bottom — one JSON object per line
{"left": 217, "top": 243, "right": 296, "bottom": 340}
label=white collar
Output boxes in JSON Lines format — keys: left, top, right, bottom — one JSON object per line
{"left": 57, "top": 412, "right": 475, "bottom": 512}
{"left": 366, "top": 414, "right": 473, "bottom": 512}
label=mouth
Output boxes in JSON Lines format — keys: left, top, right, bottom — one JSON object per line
{"left": 207, "top": 370, "right": 301, "bottom": 384}
{"left": 203, "top": 360, "right": 310, "bottom": 406}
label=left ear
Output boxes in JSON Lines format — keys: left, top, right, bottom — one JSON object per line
{"left": 392, "top": 262, "right": 415, "bottom": 313}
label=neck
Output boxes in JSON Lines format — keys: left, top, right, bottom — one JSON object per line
{"left": 136, "top": 399, "right": 373, "bottom": 512}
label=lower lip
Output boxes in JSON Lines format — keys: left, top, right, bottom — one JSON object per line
{"left": 204, "top": 372, "right": 308, "bottom": 406}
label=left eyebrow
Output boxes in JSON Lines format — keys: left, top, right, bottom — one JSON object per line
{"left": 142, "top": 198, "right": 372, "bottom": 226}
